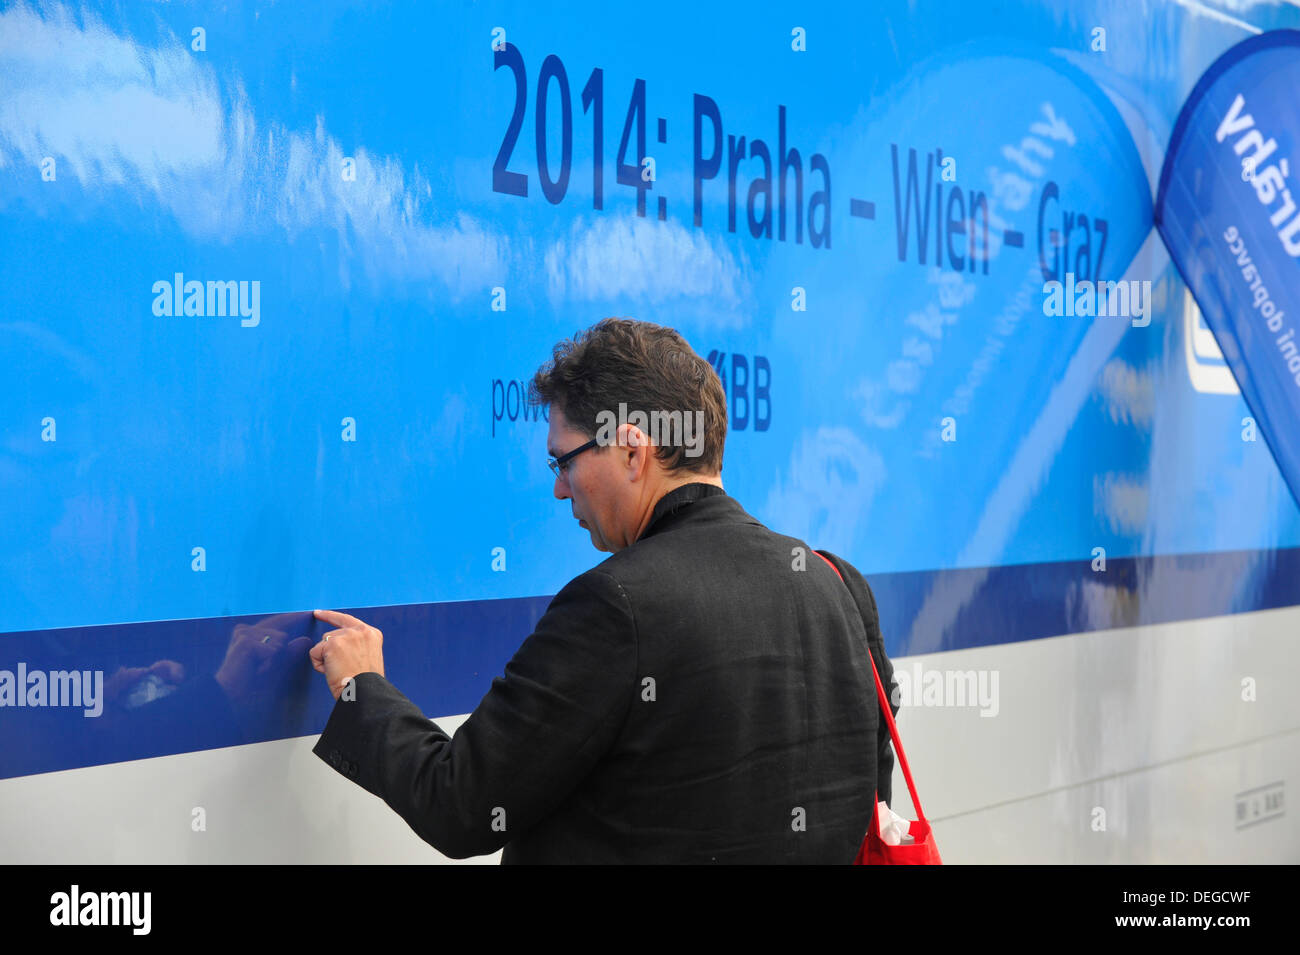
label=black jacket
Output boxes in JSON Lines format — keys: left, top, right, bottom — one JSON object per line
{"left": 313, "top": 482, "right": 898, "bottom": 863}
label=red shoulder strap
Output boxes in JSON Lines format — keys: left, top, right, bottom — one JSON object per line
{"left": 816, "top": 551, "right": 929, "bottom": 825}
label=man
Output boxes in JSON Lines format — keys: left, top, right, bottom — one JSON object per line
{"left": 310, "top": 318, "right": 897, "bottom": 863}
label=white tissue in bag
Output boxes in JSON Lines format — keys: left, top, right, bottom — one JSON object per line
{"left": 877, "top": 801, "right": 915, "bottom": 846}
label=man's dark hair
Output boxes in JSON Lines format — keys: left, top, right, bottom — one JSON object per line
{"left": 529, "top": 318, "right": 728, "bottom": 474}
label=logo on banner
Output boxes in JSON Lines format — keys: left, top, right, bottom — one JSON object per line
{"left": 1156, "top": 29, "right": 1300, "bottom": 507}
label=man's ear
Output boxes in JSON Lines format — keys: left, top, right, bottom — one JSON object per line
{"left": 617, "top": 422, "right": 651, "bottom": 477}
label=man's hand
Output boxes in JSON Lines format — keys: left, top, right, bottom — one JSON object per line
{"left": 310, "top": 609, "right": 385, "bottom": 701}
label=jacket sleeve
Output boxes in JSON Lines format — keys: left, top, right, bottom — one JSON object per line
{"left": 312, "top": 568, "right": 638, "bottom": 858}
{"left": 856, "top": 571, "right": 898, "bottom": 809}
{"left": 817, "top": 550, "right": 898, "bottom": 808}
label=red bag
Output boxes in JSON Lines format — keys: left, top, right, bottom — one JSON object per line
{"left": 818, "top": 552, "right": 942, "bottom": 865}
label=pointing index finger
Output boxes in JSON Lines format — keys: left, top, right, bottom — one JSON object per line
{"left": 314, "top": 608, "right": 360, "bottom": 627}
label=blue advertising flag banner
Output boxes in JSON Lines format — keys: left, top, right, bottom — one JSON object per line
{"left": 1156, "top": 29, "right": 1300, "bottom": 508}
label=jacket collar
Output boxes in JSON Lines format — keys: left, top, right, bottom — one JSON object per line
{"left": 637, "top": 482, "right": 730, "bottom": 542}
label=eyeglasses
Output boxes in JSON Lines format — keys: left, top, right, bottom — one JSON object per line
{"left": 548, "top": 438, "right": 599, "bottom": 478}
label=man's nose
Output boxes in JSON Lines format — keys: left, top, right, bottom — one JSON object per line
{"left": 553, "top": 473, "right": 569, "bottom": 500}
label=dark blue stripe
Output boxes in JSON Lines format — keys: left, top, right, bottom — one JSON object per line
{"left": 3, "top": 546, "right": 1298, "bottom": 780}
{"left": 871, "top": 546, "right": 1300, "bottom": 656}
